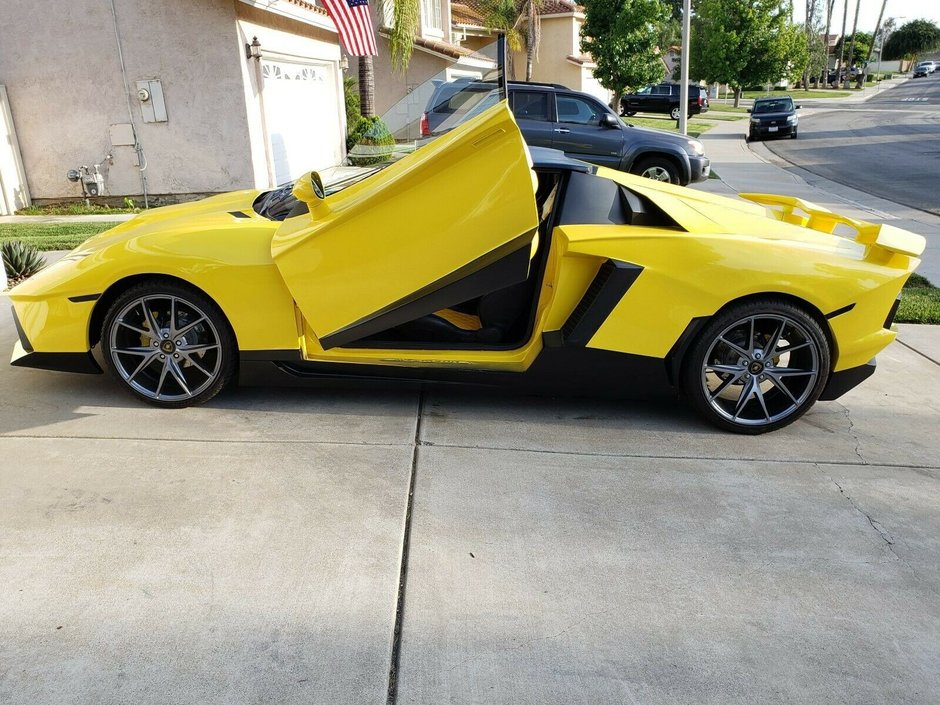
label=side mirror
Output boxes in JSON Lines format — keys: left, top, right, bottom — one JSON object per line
{"left": 795, "top": 104, "right": 802, "bottom": 109}
{"left": 292, "top": 171, "right": 326, "bottom": 209}
{"left": 601, "top": 113, "right": 621, "bottom": 129}
{"left": 746, "top": 108, "right": 752, "bottom": 113}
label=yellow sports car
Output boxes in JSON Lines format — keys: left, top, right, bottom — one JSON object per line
{"left": 6, "top": 53, "right": 925, "bottom": 434}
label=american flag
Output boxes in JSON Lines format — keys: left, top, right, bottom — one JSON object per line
{"left": 322, "top": 0, "right": 378, "bottom": 57}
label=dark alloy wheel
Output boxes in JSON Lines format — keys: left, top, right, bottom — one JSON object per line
{"left": 633, "top": 156, "right": 680, "bottom": 184}
{"left": 681, "top": 300, "right": 831, "bottom": 433}
{"left": 101, "top": 281, "right": 237, "bottom": 407}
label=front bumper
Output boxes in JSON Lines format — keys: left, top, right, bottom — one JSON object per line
{"left": 750, "top": 122, "right": 796, "bottom": 138}
{"left": 689, "top": 155, "right": 711, "bottom": 182}
{"left": 9, "top": 305, "right": 101, "bottom": 374}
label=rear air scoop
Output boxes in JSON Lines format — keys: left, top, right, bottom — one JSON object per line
{"left": 740, "top": 193, "right": 926, "bottom": 258}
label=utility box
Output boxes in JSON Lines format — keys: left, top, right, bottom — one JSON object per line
{"left": 136, "top": 79, "right": 168, "bottom": 123}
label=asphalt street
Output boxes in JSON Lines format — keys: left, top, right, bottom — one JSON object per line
{"left": 762, "top": 75, "right": 940, "bottom": 215}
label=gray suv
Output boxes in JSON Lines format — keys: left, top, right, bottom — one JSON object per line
{"left": 508, "top": 82, "right": 710, "bottom": 185}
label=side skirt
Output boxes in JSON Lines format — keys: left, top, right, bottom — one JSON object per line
{"left": 238, "top": 347, "right": 676, "bottom": 400}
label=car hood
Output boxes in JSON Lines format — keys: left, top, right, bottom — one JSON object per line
{"left": 751, "top": 111, "right": 793, "bottom": 120}
{"left": 70, "top": 189, "right": 267, "bottom": 255}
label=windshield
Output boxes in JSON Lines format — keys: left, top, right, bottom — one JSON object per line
{"left": 753, "top": 98, "right": 794, "bottom": 114}
{"left": 253, "top": 38, "right": 504, "bottom": 220}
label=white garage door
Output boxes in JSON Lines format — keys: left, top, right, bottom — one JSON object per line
{"left": 261, "top": 59, "right": 343, "bottom": 185}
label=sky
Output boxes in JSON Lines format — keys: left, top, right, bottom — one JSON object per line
{"left": 792, "top": 0, "right": 940, "bottom": 34}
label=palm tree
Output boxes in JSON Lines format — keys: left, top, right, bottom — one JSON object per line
{"left": 481, "top": 0, "right": 544, "bottom": 81}
{"left": 359, "top": 0, "right": 419, "bottom": 117}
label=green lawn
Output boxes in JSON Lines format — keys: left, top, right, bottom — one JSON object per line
{"left": 897, "top": 274, "right": 940, "bottom": 325}
{"left": 740, "top": 89, "right": 852, "bottom": 99}
{"left": 16, "top": 202, "right": 139, "bottom": 216}
{"left": 623, "top": 116, "right": 717, "bottom": 138}
{"left": 706, "top": 104, "right": 750, "bottom": 114}
{"left": 0, "top": 222, "right": 120, "bottom": 251}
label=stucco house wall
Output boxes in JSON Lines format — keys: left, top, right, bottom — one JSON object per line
{"left": 0, "top": 0, "right": 254, "bottom": 202}
{"left": 0, "top": 0, "right": 344, "bottom": 203}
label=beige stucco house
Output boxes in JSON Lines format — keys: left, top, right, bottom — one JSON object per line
{"left": 451, "top": 0, "right": 609, "bottom": 102}
{"left": 0, "top": 0, "right": 346, "bottom": 211}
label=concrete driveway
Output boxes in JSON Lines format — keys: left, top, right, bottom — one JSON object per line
{"left": 2, "top": 297, "right": 938, "bottom": 704}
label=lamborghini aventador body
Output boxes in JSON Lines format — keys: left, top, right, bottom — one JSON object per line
{"left": 7, "top": 99, "right": 925, "bottom": 433}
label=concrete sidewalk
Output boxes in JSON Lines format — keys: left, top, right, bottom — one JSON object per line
{"left": 693, "top": 78, "right": 940, "bottom": 284}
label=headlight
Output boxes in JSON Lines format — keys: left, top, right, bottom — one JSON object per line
{"left": 787, "top": 114, "right": 798, "bottom": 124}
{"left": 686, "top": 140, "right": 704, "bottom": 155}
{"left": 750, "top": 118, "right": 760, "bottom": 125}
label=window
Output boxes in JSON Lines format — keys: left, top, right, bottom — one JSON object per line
{"left": 421, "top": 0, "right": 442, "bottom": 33}
{"left": 556, "top": 95, "right": 600, "bottom": 125}
{"left": 636, "top": 85, "right": 652, "bottom": 95}
{"left": 511, "top": 91, "right": 550, "bottom": 122}
{"left": 652, "top": 85, "right": 671, "bottom": 95}
{"left": 379, "top": 0, "right": 394, "bottom": 27}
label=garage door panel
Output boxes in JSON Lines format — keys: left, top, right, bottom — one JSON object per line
{"left": 262, "top": 60, "right": 342, "bottom": 184}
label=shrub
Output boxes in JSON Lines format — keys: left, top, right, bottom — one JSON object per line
{"left": 2, "top": 240, "right": 46, "bottom": 288}
{"left": 347, "top": 116, "right": 395, "bottom": 166}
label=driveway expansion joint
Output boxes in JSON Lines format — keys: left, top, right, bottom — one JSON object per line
{"left": 386, "top": 391, "right": 424, "bottom": 705}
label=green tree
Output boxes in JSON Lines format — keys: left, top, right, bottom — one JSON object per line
{"left": 690, "top": 0, "right": 805, "bottom": 106}
{"left": 883, "top": 19, "right": 940, "bottom": 62}
{"left": 834, "top": 31, "right": 872, "bottom": 66}
{"left": 580, "top": 0, "right": 670, "bottom": 109}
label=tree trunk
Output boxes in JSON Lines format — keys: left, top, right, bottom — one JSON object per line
{"left": 865, "top": 0, "right": 889, "bottom": 67}
{"left": 733, "top": 86, "right": 741, "bottom": 108}
{"left": 844, "top": 0, "right": 861, "bottom": 89}
{"left": 820, "top": 0, "right": 835, "bottom": 87}
{"left": 526, "top": 0, "right": 536, "bottom": 81}
{"left": 359, "top": 55, "right": 375, "bottom": 118}
{"left": 835, "top": 0, "right": 848, "bottom": 86}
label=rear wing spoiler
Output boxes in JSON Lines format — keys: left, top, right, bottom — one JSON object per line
{"left": 740, "top": 193, "right": 926, "bottom": 258}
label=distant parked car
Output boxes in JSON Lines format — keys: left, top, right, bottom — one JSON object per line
{"left": 422, "top": 80, "right": 711, "bottom": 185}
{"left": 913, "top": 61, "right": 937, "bottom": 78}
{"left": 620, "top": 83, "right": 709, "bottom": 120}
{"left": 747, "top": 96, "right": 800, "bottom": 141}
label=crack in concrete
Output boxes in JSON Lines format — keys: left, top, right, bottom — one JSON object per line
{"left": 816, "top": 463, "right": 902, "bottom": 564}
{"left": 835, "top": 402, "right": 868, "bottom": 465}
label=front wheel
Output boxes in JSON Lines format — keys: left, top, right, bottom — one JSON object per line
{"left": 633, "top": 156, "right": 680, "bottom": 184}
{"left": 681, "top": 300, "right": 830, "bottom": 433}
{"left": 101, "top": 281, "right": 237, "bottom": 408}
{"left": 791, "top": 129, "right": 798, "bottom": 139}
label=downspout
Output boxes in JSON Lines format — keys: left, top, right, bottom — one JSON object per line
{"left": 107, "top": 0, "right": 149, "bottom": 207}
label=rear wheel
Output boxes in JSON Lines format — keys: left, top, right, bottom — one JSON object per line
{"left": 633, "top": 156, "right": 680, "bottom": 184}
{"left": 681, "top": 300, "right": 830, "bottom": 434}
{"left": 670, "top": 106, "right": 682, "bottom": 120}
{"left": 101, "top": 281, "right": 236, "bottom": 408}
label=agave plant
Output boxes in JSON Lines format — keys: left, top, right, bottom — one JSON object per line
{"left": 2, "top": 240, "right": 46, "bottom": 289}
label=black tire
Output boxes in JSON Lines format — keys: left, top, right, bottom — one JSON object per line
{"left": 633, "top": 156, "right": 680, "bottom": 184}
{"left": 101, "top": 280, "right": 237, "bottom": 408}
{"left": 670, "top": 106, "right": 682, "bottom": 120}
{"left": 680, "top": 299, "right": 831, "bottom": 434}
{"left": 625, "top": 111, "right": 637, "bottom": 117}
{"left": 791, "top": 129, "right": 798, "bottom": 139}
